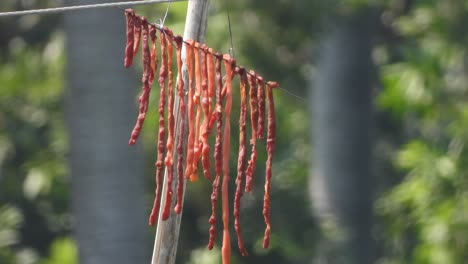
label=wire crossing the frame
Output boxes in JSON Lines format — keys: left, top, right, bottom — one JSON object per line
{"left": 0, "top": 0, "right": 307, "bottom": 102}
{"left": 0, "top": 0, "right": 185, "bottom": 17}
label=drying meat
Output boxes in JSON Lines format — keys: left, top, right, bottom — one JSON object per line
{"left": 207, "top": 48, "right": 215, "bottom": 115}
{"left": 121, "top": 12, "right": 283, "bottom": 261}
{"left": 184, "top": 40, "right": 196, "bottom": 181}
{"left": 162, "top": 28, "right": 175, "bottom": 221}
{"left": 133, "top": 15, "right": 142, "bottom": 56}
{"left": 128, "top": 17, "right": 151, "bottom": 146}
{"left": 174, "top": 35, "right": 185, "bottom": 214}
{"left": 192, "top": 42, "right": 203, "bottom": 180}
{"left": 233, "top": 67, "right": 248, "bottom": 256}
{"left": 208, "top": 53, "right": 224, "bottom": 250}
{"left": 148, "top": 28, "right": 168, "bottom": 226}
{"left": 221, "top": 54, "right": 235, "bottom": 264}
{"left": 200, "top": 44, "right": 211, "bottom": 180}
{"left": 149, "top": 25, "right": 158, "bottom": 85}
{"left": 256, "top": 76, "right": 266, "bottom": 140}
{"left": 263, "top": 81, "right": 278, "bottom": 248}
{"left": 124, "top": 9, "right": 135, "bottom": 68}
{"left": 203, "top": 48, "right": 217, "bottom": 139}
{"left": 245, "top": 71, "right": 258, "bottom": 192}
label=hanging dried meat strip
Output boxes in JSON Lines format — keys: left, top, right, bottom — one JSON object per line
{"left": 148, "top": 28, "right": 168, "bottom": 226}
{"left": 192, "top": 42, "right": 203, "bottom": 180}
{"left": 207, "top": 48, "right": 215, "bottom": 116}
{"left": 133, "top": 15, "right": 142, "bottom": 56}
{"left": 200, "top": 44, "right": 211, "bottom": 180}
{"left": 149, "top": 25, "right": 158, "bottom": 85}
{"left": 208, "top": 53, "right": 224, "bottom": 250}
{"left": 201, "top": 44, "right": 209, "bottom": 107}
{"left": 193, "top": 42, "right": 202, "bottom": 100}
{"left": 245, "top": 71, "right": 258, "bottom": 192}
{"left": 184, "top": 39, "right": 197, "bottom": 181}
{"left": 263, "top": 81, "right": 278, "bottom": 249}
{"left": 204, "top": 48, "right": 217, "bottom": 142}
{"left": 221, "top": 54, "right": 235, "bottom": 264}
{"left": 122, "top": 11, "right": 283, "bottom": 260}
{"left": 162, "top": 28, "right": 175, "bottom": 221}
{"left": 174, "top": 35, "right": 186, "bottom": 214}
{"left": 256, "top": 76, "right": 266, "bottom": 140}
{"left": 233, "top": 67, "right": 248, "bottom": 256}
{"left": 124, "top": 9, "right": 135, "bottom": 68}
{"left": 128, "top": 17, "right": 151, "bottom": 146}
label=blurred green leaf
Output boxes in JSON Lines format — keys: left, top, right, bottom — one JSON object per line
{"left": 41, "top": 237, "right": 77, "bottom": 264}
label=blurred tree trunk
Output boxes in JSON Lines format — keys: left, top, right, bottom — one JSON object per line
{"left": 310, "top": 9, "right": 375, "bottom": 264}
{"left": 64, "top": 1, "right": 148, "bottom": 263}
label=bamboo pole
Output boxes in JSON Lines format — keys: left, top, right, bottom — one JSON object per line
{"left": 151, "top": 1, "right": 210, "bottom": 263}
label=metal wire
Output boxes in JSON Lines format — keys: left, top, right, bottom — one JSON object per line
{"left": 278, "top": 87, "right": 306, "bottom": 102}
{"left": 162, "top": 1, "right": 171, "bottom": 26}
{"left": 0, "top": 0, "right": 186, "bottom": 17}
{"left": 224, "top": 0, "right": 235, "bottom": 58}
{"left": 1, "top": 2, "right": 307, "bottom": 102}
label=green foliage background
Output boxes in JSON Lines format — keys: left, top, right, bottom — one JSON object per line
{"left": 1, "top": 0, "right": 467, "bottom": 263}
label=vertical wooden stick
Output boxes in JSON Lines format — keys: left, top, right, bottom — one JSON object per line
{"left": 151, "top": 1, "right": 210, "bottom": 263}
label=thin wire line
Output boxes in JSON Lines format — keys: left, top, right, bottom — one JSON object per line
{"left": 0, "top": 0, "right": 185, "bottom": 17}
{"left": 0, "top": 2, "right": 306, "bottom": 102}
{"left": 162, "top": 2, "right": 171, "bottom": 26}
{"left": 157, "top": 0, "right": 173, "bottom": 48}
{"left": 224, "top": 0, "right": 235, "bottom": 58}
{"left": 0, "top": 4, "right": 306, "bottom": 102}
{"left": 278, "top": 87, "right": 306, "bottom": 102}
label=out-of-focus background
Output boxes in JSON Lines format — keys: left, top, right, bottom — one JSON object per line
{"left": 1, "top": 0, "right": 468, "bottom": 263}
